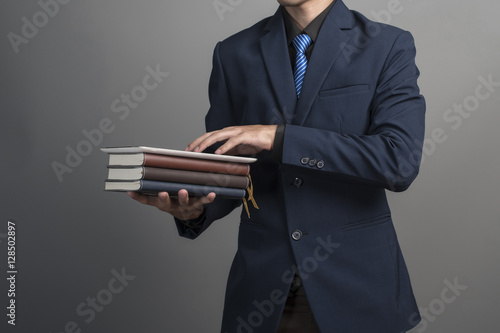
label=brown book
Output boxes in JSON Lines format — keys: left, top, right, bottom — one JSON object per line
{"left": 106, "top": 167, "right": 249, "bottom": 189}
{"left": 107, "top": 153, "right": 250, "bottom": 176}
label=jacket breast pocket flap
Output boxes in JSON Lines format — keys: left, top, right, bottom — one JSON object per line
{"left": 341, "top": 214, "right": 391, "bottom": 232}
{"left": 318, "top": 84, "right": 370, "bottom": 99}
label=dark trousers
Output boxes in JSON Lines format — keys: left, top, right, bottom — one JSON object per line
{"left": 276, "top": 274, "right": 409, "bottom": 333}
{"left": 276, "top": 274, "right": 321, "bottom": 333}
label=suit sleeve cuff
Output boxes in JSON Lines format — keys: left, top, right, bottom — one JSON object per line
{"left": 177, "top": 209, "right": 206, "bottom": 228}
{"left": 272, "top": 124, "right": 285, "bottom": 162}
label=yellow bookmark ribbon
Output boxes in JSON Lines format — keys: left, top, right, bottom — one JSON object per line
{"left": 243, "top": 174, "right": 259, "bottom": 218}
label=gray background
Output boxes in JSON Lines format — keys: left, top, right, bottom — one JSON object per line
{"left": 1, "top": 0, "right": 499, "bottom": 332}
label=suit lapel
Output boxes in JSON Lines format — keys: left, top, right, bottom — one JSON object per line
{"left": 260, "top": 9, "right": 297, "bottom": 124}
{"left": 294, "top": 0, "right": 354, "bottom": 126}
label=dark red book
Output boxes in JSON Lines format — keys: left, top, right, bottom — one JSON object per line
{"left": 106, "top": 153, "right": 249, "bottom": 176}
{"left": 102, "top": 146, "right": 256, "bottom": 176}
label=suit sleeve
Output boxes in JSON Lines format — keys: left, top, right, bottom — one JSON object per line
{"left": 175, "top": 42, "right": 242, "bottom": 239}
{"left": 282, "top": 31, "right": 425, "bottom": 192}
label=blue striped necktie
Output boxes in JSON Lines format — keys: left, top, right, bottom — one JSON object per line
{"left": 292, "top": 34, "right": 312, "bottom": 98}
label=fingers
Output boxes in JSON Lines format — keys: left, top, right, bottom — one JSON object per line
{"left": 186, "top": 125, "right": 278, "bottom": 156}
{"left": 186, "top": 131, "right": 215, "bottom": 152}
{"left": 214, "top": 135, "right": 245, "bottom": 155}
{"left": 177, "top": 189, "right": 190, "bottom": 206}
{"left": 177, "top": 190, "right": 216, "bottom": 210}
{"left": 173, "top": 190, "right": 216, "bottom": 220}
{"left": 128, "top": 191, "right": 173, "bottom": 211}
{"left": 187, "top": 127, "right": 239, "bottom": 153}
{"left": 185, "top": 132, "right": 218, "bottom": 152}
{"left": 195, "top": 128, "right": 247, "bottom": 155}
{"left": 127, "top": 191, "right": 157, "bottom": 206}
{"left": 200, "top": 192, "right": 217, "bottom": 205}
{"left": 157, "top": 191, "right": 173, "bottom": 211}
{"left": 127, "top": 190, "right": 216, "bottom": 220}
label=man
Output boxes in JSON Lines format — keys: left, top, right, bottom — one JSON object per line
{"left": 129, "top": 0, "right": 425, "bottom": 331}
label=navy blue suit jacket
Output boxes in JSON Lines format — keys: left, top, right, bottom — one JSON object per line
{"left": 177, "top": 1, "right": 425, "bottom": 332}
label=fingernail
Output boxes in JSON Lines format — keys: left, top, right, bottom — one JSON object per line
{"left": 215, "top": 149, "right": 221, "bottom": 154}
{"left": 194, "top": 146, "right": 200, "bottom": 152}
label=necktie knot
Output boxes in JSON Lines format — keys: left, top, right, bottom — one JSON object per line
{"left": 292, "top": 34, "right": 312, "bottom": 55}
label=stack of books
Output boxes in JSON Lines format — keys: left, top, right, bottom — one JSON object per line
{"left": 100, "top": 146, "right": 257, "bottom": 200}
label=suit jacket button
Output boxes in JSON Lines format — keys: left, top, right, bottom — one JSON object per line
{"left": 300, "top": 157, "right": 310, "bottom": 165}
{"left": 293, "top": 177, "right": 304, "bottom": 187}
{"left": 292, "top": 229, "right": 303, "bottom": 241}
{"left": 317, "top": 160, "right": 325, "bottom": 169}
{"left": 308, "top": 159, "right": 317, "bottom": 167}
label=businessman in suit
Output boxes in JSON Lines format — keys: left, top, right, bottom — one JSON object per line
{"left": 129, "top": 0, "right": 425, "bottom": 331}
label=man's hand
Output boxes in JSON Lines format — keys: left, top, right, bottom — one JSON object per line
{"left": 127, "top": 190, "right": 216, "bottom": 221}
{"left": 186, "top": 125, "right": 278, "bottom": 155}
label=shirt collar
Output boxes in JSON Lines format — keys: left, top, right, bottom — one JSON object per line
{"left": 281, "top": 0, "right": 336, "bottom": 46}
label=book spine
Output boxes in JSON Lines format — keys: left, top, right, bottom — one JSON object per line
{"left": 143, "top": 167, "right": 249, "bottom": 189}
{"left": 143, "top": 154, "right": 250, "bottom": 176}
{"left": 139, "top": 180, "right": 246, "bottom": 199}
